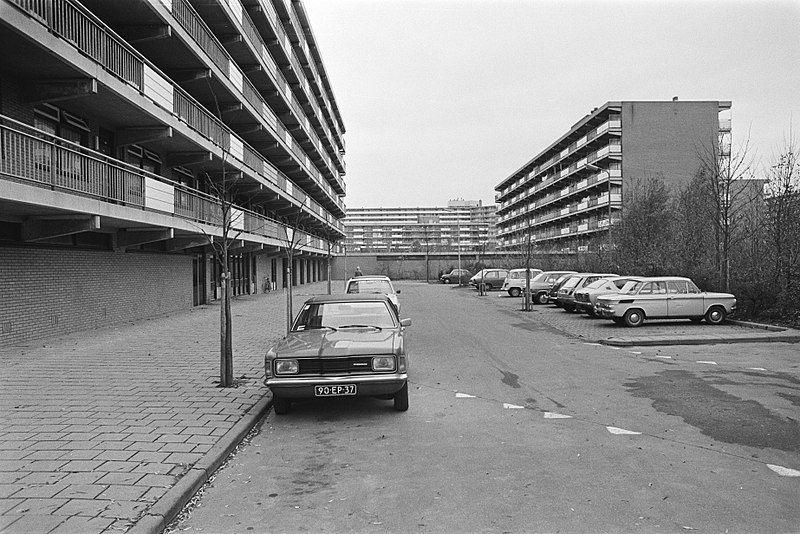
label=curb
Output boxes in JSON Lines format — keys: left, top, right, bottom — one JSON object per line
{"left": 128, "top": 394, "right": 274, "bottom": 534}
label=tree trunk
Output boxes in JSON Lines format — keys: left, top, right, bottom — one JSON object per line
{"left": 219, "top": 271, "right": 234, "bottom": 387}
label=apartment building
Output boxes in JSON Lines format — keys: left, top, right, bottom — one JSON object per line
{"left": 345, "top": 200, "right": 497, "bottom": 253}
{"left": 0, "top": 0, "right": 346, "bottom": 344}
{"left": 495, "top": 100, "right": 731, "bottom": 252}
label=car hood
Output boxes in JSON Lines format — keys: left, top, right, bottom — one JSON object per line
{"left": 270, "top": 329, "right": 401, "bottom": 358}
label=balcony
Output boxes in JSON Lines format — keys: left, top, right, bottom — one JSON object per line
{"left": 0, "top": 119, "right": 339, "bottom": 250}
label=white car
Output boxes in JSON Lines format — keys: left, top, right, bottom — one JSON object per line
{"left": 346, "top": 275, "right": 400, "bottom": 312}
{"left": 501, "top": 268, "right": 543, "bottom": 297}
{"left": 595, "top": 276, "right": 736, "bottom": 327}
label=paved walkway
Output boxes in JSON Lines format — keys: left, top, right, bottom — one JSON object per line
{"left": 0, "top": 282, "right": 333, "bottom": 534}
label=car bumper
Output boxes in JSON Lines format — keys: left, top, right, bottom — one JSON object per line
{"left": 266, "top": 373, "right": 408, "bottom": 398}
{"left": 575, "top": 301, "right": 592, "bottom": 313}
{"left": 596, "top": 308, "right": 618, "bottom": 319}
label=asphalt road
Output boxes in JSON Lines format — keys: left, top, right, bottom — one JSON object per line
{"left": 167, "top": 282, "right": 800, "bottom": 533}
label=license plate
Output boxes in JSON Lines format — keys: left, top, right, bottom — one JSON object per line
{"left": 314, "top": 384, "right": 356, "bottom": 397}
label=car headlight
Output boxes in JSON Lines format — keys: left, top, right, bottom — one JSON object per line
{"left": 275, "top": 359, "right": 299, "bottom": 375}
{"left": 372, "top": 356, "right": 396, "bottom": 371}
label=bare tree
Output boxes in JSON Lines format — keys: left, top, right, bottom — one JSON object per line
{"left": 765, "top": 131, "right": 800, "bottom": 310}
{"left": 200, "top": 171, "right": 247, "bottom": 388}
{"left": 276, "top": 198, "right": 316, "bottom": 333}
{"left": 696, "top": 137, "right": 759, "bottom": 291}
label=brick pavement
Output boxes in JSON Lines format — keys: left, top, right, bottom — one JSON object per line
{"left": 0, "top": 282, "right": 333, "bottom": 534}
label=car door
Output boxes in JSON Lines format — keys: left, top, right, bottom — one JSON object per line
{"left": 666, "top": 280, "right": 704, "bottom": 317}
{"left": 635, "top": 281, "right": 669, "bottom": 317}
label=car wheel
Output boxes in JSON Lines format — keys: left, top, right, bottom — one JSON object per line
{"left": 623, "top": 309, "right": 645, "bottom": 327}
{"left": 509, "top": 287, "right": 521, "bottom": 298}
{"left": 705, "top": 306, "right": 726, "bottom": 325}
{"left": 443, "top": 278, "right": 450, "bottom": 284}
{"left": 534, "top": 292, "right": 549, "bottom": 305}
{"left": 393, "top": 382, "right": 409, "bottom": 412}
{"left": 273, "top": 396, "right": 290, "bottom": 415}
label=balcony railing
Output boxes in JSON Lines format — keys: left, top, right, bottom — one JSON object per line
{"left": 7, "top": 0, "right": 345, "bottom": 218}
{"left": 0, "top": 118, "right": 337, "bottom": 247}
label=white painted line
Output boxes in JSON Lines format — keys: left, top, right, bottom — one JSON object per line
{"left": 607, "top": 346, "right": 622, "bottom": 350}
{"left": 748, "top": 367, "right": 767, "bottom": 371}
{"left": 455, "top": 392, "right": 476, "bottom": 398}
{"left": 630, "top": 351, "right": 642, "bottom": 355}
{"left": 655, "top": 355, "right": 672, "bottom": 359}
{"left": 544, "top": 412, "right": 573, "bottom": 419}
{"left": 606, "top": 426, "right": 641, "bottom": 435}
{"left": 584, "top": 343, "right": 602, "bottom": 346}
{"left": 767, "top": 464, "right": 800, "bottom": 477}
{"left": 503, "top": 403, "right": 525, "bottom": 409}
{"left": 697, "top": 361, "right": 718, "bottom": 365}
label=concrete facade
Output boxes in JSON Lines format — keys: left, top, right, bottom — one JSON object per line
{"left": 0, "top": 0, "right": 347, "bottom": 343}
{"left": 495, "top": 100, "right": 731, "bottom": 253}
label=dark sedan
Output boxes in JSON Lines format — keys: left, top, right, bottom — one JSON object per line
{"left": 264, "top": 294, "right": 411, "bottom": 414}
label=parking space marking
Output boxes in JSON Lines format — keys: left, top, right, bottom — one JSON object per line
{"left": 544, "top": 412, "right": 572, "bottom": 419}
{"left": 455, "top": 392, "right": 476, "bottom": 398}
{"left": 503, "top": 403, "right": 525, "bottom": 409}
{"left": 696, "top": 361, "right": 718, "bottom": 365}
{"left": 767, "top": 464, "right": 800, "bottom": 477}
{"left": 655, "top": 355, "right": 672, "bottom": 359}
{"left": 748, "top": 367, "right": 767, "bottom": 371}
{"left": 606, "top": 426, "right": 641, "bottom": 435}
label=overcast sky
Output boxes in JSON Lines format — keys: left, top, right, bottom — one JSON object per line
{"left": 303, "top": 0, "right": 800, "bottom": 208}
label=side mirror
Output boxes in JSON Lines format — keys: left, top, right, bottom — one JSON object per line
{"left": 396, "top": 289, "right": 401, "bottom": 294}
{"left": 400, "top": 318, "right": 412, "bottom": 327}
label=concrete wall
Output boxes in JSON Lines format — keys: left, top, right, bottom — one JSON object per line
{"left": 620, "top": 101, "right": 720, "bottom": 194}
{"left": 0, "top": 246, "right": 192, "bottom": 345}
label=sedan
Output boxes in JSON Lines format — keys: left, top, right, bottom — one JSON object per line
{"left": 574, "top": 276, "right": 641, "bottom": 316}
{"left": 264, "top": 294, "right": 411, "bottom": 414}
{"left": 346, "top": 275, "right": 400, "bottom": 312}
{"left": 595, "top": 276, "right": 736, "bottom": 327}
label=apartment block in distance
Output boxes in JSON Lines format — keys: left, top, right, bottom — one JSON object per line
{"left": 495, "top": 100, "right": 731, "bottom": 252}
{"left": 345, "top": 200, "right": 497, "bottom": 253}
{"left": 0, "top": 0, "right": 347, "bottom": 344}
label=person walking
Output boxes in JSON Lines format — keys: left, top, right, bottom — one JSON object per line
{"left": 354, "top": 266, "right": 363, "bottom": 277}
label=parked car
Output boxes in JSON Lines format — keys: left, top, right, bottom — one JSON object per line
{"left": 346, "top": 275, "right": 400, "bottom": 312}
{"left": 501, "top": 268, "right": 543, "bottom": 297}
{"left": 574, "top": 276, "right": 642, "bottom": 316}
{"left": 595, "top": 276, "right": 737, "bottom": 327}
{"left": 440, "top": 268, "right": 471, "bottom": 285}
{"left": 264, "top": 294, "right": 411, "bottom": 414}
{"left": 525, "top": 271, "right": 578, "bottom": 304}
{"left": 469, "top": 269, "right": 509, "bottom": 291}
{"left": 547, "top": 273, "right": 578, "bottom": 305}
{"left": 555, "top": 273, "right": 618, "bottom": 312}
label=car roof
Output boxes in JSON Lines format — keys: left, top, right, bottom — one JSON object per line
{"left": 303, "top": 294, "right": 393, "bottom": 304}
{"left": 346, "top": 275, "right": 392, "bottom": 283}
{"left": 632, "top": 276, "right": 693, "bottom": 282}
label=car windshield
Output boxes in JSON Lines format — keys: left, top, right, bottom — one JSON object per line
{"left": 293, "top": 301, "right": 397, "bottom": 331}
{"left": 347, "top": 279, "right": 394, "bottom": 295}
{"left": 531, "top": 272, "right": 548, "bottom": 282}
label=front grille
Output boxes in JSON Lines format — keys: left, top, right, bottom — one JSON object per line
{"left": 297, "top": 356, "right": 377, "bottom": 376}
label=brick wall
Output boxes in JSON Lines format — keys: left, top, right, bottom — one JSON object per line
{"left": 0, "top": 246, "right": 192, "bottom": 345}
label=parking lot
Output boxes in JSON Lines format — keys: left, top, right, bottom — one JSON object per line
{"left": 471, "top": 287, "right": 800, "bottom": 347}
